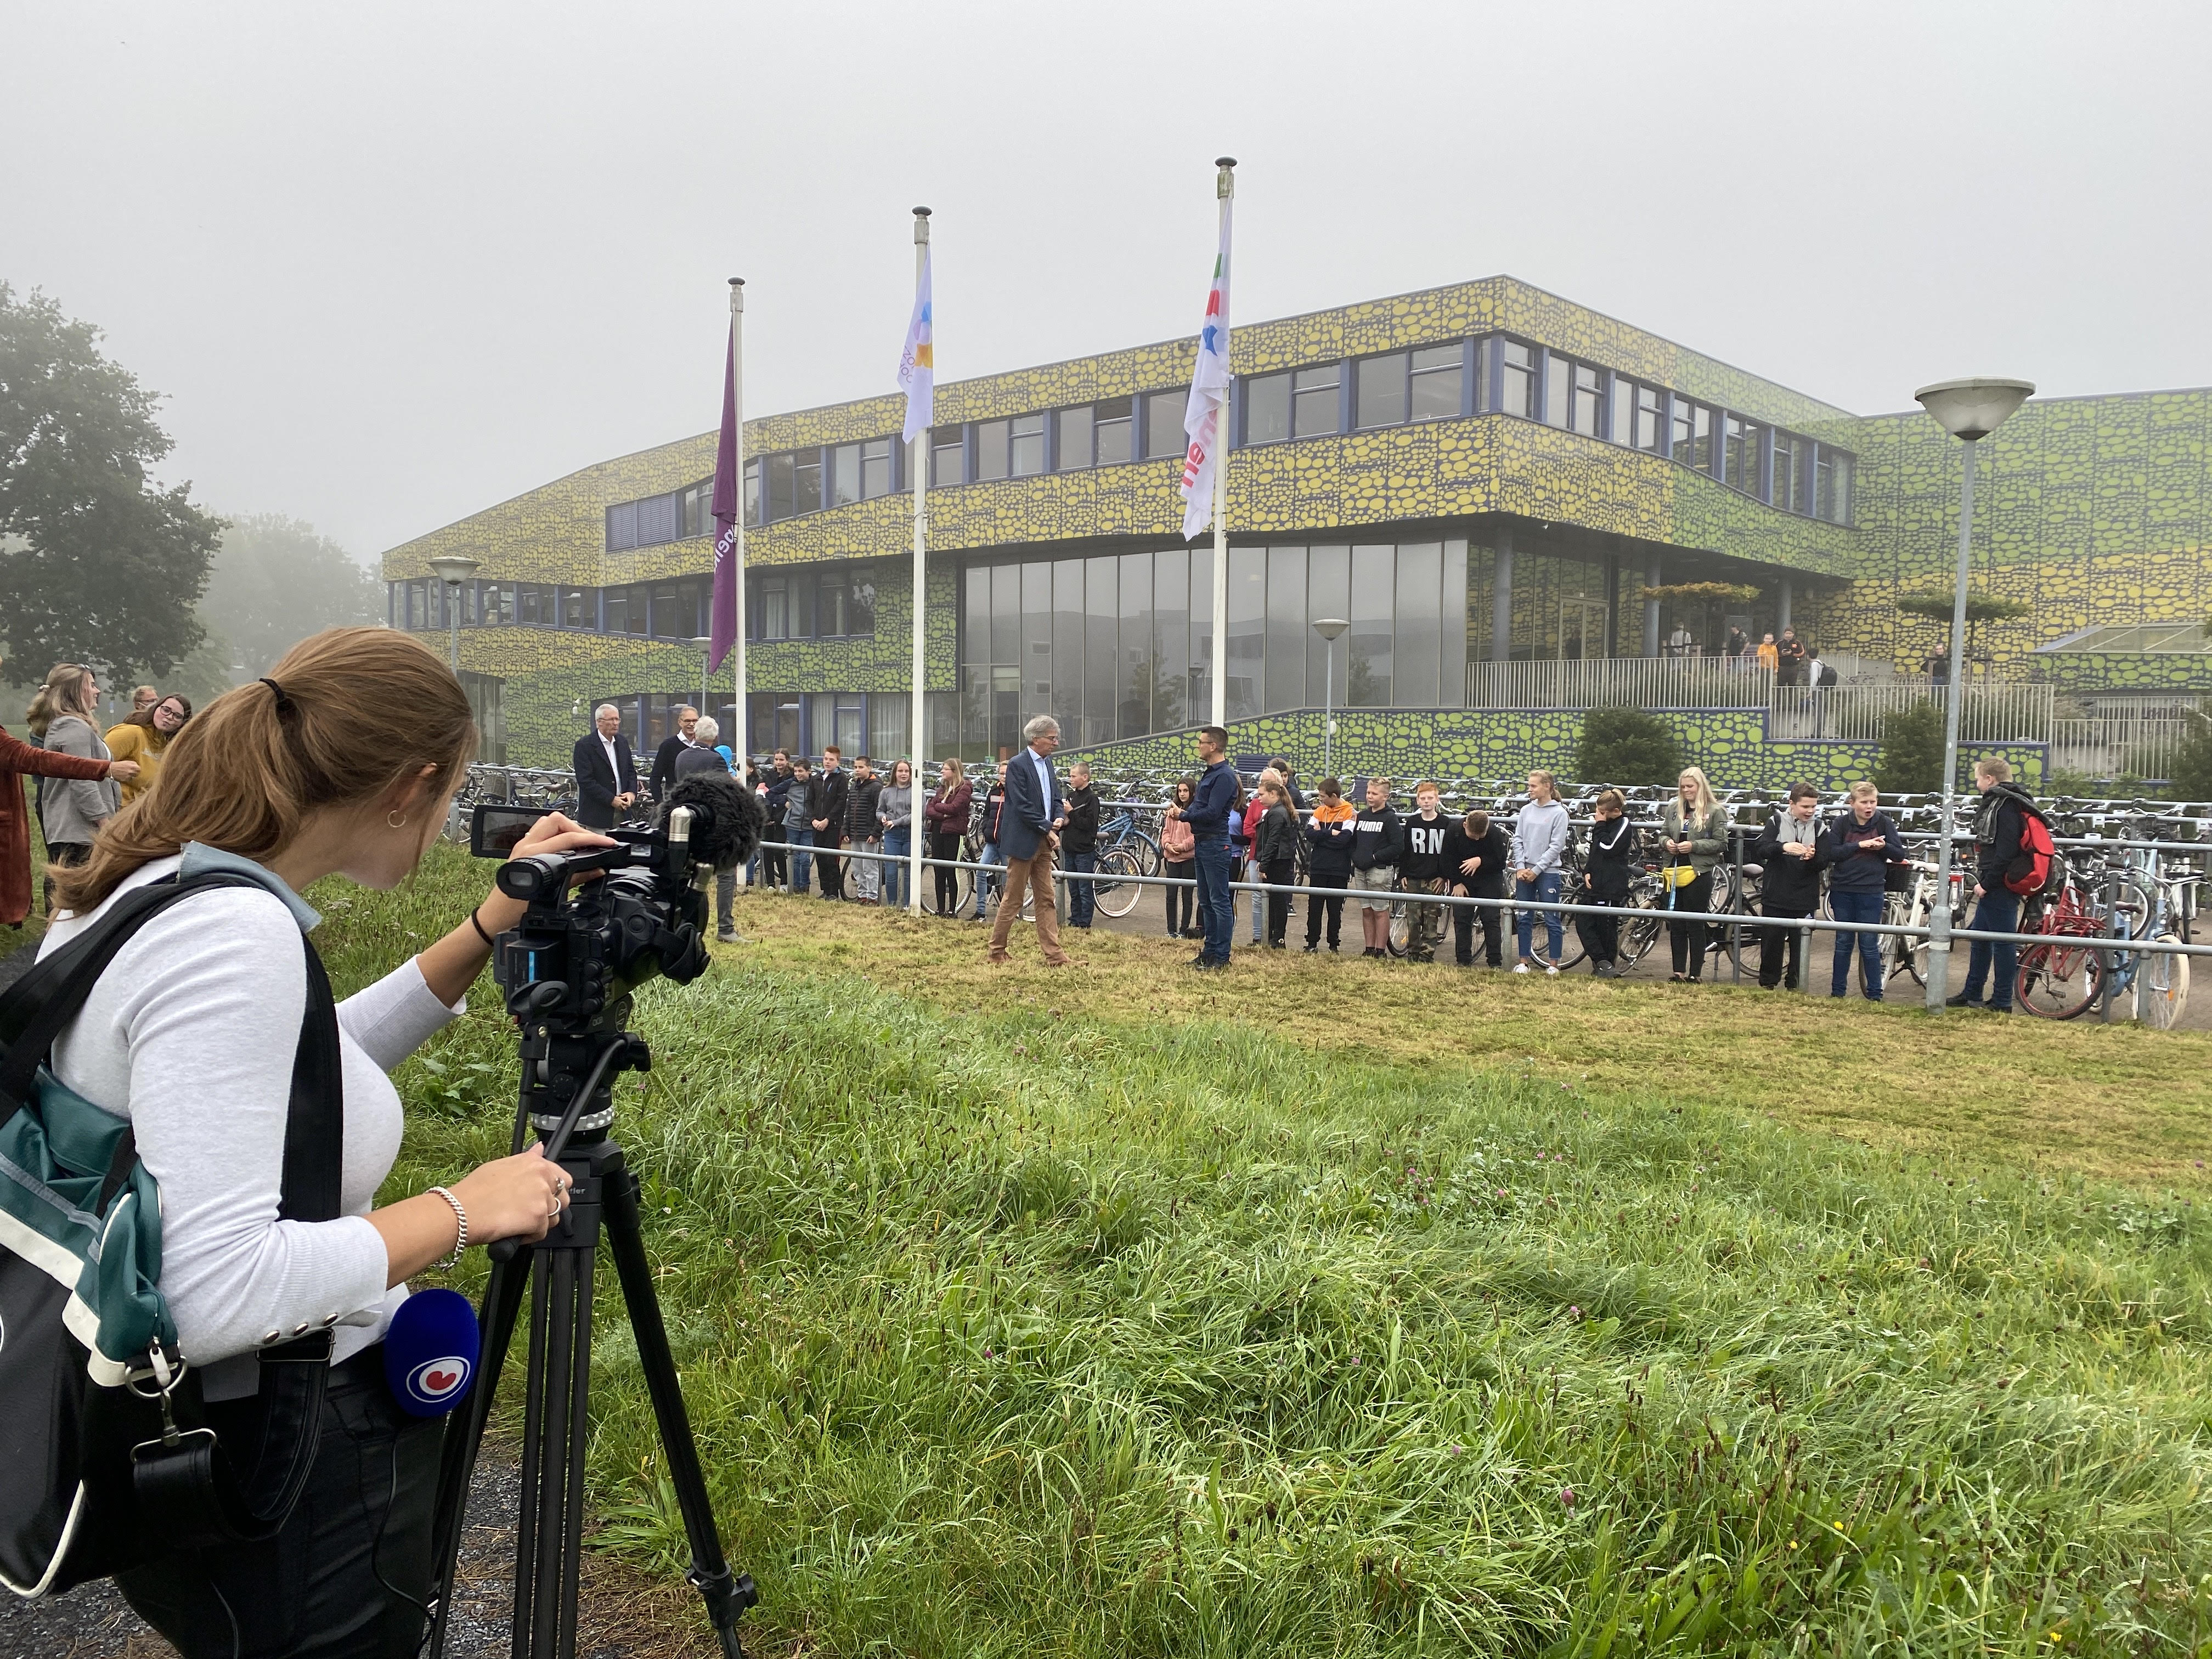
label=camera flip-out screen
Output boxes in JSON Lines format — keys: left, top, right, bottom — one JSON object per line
{"left": 470, "top": 803, "right": 555, "bottom": 859}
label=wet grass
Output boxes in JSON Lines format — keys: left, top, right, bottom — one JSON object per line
{"left": 324, "top": 847, "right": 2212, "bottom": 1657}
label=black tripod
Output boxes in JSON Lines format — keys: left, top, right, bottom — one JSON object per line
{"left": 426, "top": 1018, "right": 755, "bottom": 1659}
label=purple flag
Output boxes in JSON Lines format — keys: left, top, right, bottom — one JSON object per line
{"left": 707, "top": 321, "right": 740, "bottom": 673}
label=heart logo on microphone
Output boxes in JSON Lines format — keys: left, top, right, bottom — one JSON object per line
{"left": 410, "top": 1355, "right": 473, "bottom": 1402}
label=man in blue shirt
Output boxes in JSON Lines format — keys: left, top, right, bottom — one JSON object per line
{"left": 988, "top": 714, "right": 1073, "bottom": 967}
{"left": 1182, "top": 725, "right": 1240, "bottom": 968}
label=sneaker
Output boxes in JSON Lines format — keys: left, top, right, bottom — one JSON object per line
{"left": 1545, "top": 964, "right": 1560, "bottom": 977}
{"left": 1988, "top": 1003, "right": 2013, "bottom": 1014}
{"left": 1513, "top": 962, "right": 1531, "bottom": 975}
{"left": 1945, "top": 992, "right": 1983, "bottom": 1009}
{"left": 716, "top": 930, "right": 738, "bottom": 944}
{"left": 1302, "top": 943, "right": 1318, "bottom": 954}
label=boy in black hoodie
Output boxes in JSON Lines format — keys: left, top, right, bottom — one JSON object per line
{"left": 1303, "top": 777, "right": 1356, "bottom": 952}
{"left": 1575, "top": 788, "right": 1640, "bottom": 976}
{"left": 1398, "top": 781, "right": 1453, "bottom": 963}
{"left": 1442, "top": 808, "right": 1510, "bottom": 967}
{"left": 1254, "top": 780, "right": 1299, "bottom": 947}
{"left": 1349, "top": 776, "right": 1403, "bottom": 959}
{"left": 1061, "top": 760, "right": 1101, "bottom": 928}
{"left": 1750, "top": 781, "right": 1825, "bottom": 989}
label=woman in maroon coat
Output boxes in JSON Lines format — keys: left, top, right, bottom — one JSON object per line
{"left": 922, "top": 758, "right": 974, "bottom": 918}
{"left": 3, "top": 722, "right": 137, "bottom": 926}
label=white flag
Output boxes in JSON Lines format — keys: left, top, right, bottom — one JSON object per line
{"left": 898, "top": 245, "right": 934, "bottom": 445}
{"left": 1179, "top": 197, "right": 1233, "bottom": 541}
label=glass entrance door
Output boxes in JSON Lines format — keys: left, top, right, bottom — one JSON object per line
{"left": 1558, "top": 595, "right": 1608, "bottom": 660}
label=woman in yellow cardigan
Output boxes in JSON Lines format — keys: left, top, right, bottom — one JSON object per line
{"left": 103, "top": 692, "right": 191, "bottom": 804}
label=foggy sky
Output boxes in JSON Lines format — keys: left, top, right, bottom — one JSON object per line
{"left": 5, "top": 1, "right": 2208, "bottom": 562}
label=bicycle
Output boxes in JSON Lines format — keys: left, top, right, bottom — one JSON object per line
{"left": 1090, "top": 804, "right": 1165, "bottom": 920}
{"left": 1881, "top": 858, "right": 1971, "bottom": 987}
{"left": 2094, "top": 846, "right": 2192, "bottom": 1028}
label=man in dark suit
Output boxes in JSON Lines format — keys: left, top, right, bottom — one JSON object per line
{"left": 987, "top": 714, "right": 1071, "bottom": 967}
{"left": 646, "top": 704, "right": 699, "bottom": 802}
{"left": 572, "top": 703, "right": 639, "bottom": 830}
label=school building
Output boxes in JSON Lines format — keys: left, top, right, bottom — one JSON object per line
{"left": 380, "top": 275, "right": 2212, "bottom": 787}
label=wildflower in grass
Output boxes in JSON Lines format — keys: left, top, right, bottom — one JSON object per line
{"left": 1560, "top": 1486, "right": 1576, "bottom": 1509}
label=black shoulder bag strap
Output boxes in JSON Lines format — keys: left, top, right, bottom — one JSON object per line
{"left": 3, "top": 872, "right": 346, "bottom": 1556}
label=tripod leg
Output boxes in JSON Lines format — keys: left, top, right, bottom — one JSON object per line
{"left": 555, "top": 1246, "right": 595, "bottom": 1659}
{"left": 526, "top": 1247, "right": 580, "bottom": 1658}
{"left": 428, "top": 1245, "right": 534, "bottom": 1659}
{"left": 515, "top": 1247, "right": 558, "bottom": 1656}
{"left": 602, "top": 1163, "right": 756, "bottom": 1658}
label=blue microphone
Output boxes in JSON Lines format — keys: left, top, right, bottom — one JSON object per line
{"left": 382, "top": 1288, "right": 481, "bottom": 1417}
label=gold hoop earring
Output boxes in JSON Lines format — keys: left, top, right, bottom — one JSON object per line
{"left": 387, "top": 811, "right": 408, "bottom": 830}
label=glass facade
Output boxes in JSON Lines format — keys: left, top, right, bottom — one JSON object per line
{"left": 952, "top": 539, "right": 1467, "bottom": 757}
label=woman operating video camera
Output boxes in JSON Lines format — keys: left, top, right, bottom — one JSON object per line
{"left": 38, "top": 627, "right": 612, "bottom": 1657}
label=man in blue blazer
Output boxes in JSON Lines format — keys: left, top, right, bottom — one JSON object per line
{"left": 987, "top": 713, "right": 1072, "bottom": 966}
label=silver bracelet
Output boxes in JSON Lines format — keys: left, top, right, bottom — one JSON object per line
{"left": 427, "top": 1185, "right": 467, "bottom": 1269}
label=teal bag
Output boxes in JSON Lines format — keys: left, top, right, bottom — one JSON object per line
{"left": 0, "top": 872, "right": 342, "bottom": 1598}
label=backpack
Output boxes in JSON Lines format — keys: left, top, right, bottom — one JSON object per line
{"left": 0, "top": 872, "right": 341, "bottom": 1596}
{"left": 2004, "top": 802, "right": 2057, "bottom": 897}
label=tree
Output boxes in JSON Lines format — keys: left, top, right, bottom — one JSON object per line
{"left": 1576, "top": 706, "right": 1681, "bottom": 787}
{"left": 2163, "top": 712, "right": 2212, "bottom": 803}
{"left": 1873, "top": 699, "right": 1945, "bottom": 794}
{"left": 0, "top": 284, "right": 222, "bottom": 680}
{"left": 204, "top": 514, "right": 383, "bottom": 676}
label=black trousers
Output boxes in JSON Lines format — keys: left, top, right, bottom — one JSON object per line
{"left": 42, "top": 839, "right": 89, "bottom": 914}
{"left": 116, "top": 1351, "right": 443, "bottom": 1659}
{"left": 1667, "top": 871, "right": 1715, "bottom": 978}
{"left": 815, "top": 838, "right": 843, "bottom": 897}
{"left": 1164, "top": 859, "right": 1195, "bottom": 934}
{"left": 1577, "top": 894, "right": 1624, "bottom": 967}
{"left": 1304, "top": 885, "right": 1345, "bottom": 947}
{"left": 930, "top": 832, "right": 964, "bottom": 915}
{"left": 1454, "top": 894, "right": 1503, "bottom": 966}
{"left": 758, "top": 823, "right": 787, "bottom": 887}
{"left": 1262, "top": 857, "right": 1295, "bottom": 945}
{"left": 1759, "top": 902, "right": 1813, "bottom": 988}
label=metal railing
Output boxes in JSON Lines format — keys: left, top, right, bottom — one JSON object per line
{"left": 1463, "top": 657, "right": 1774, "bottom": 710}
{"left": 2051, "top": 718, "right": 2199, "bottom": 782}
{"left": 1767, "top": 678, "right": 2054, "bottom": 743}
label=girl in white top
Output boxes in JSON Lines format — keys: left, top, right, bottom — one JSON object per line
{"left": 38, "top": 627, "right": 607, "bottom": 1657}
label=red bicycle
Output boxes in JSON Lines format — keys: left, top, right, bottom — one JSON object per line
{"left": 2015, "top": 875, "right": 2108, "bottom": 1019}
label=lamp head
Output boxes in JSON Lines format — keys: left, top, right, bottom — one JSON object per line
{"left": 427, "top": 555, "right": 482, "bottom": 588}
{"left": 685, "top": 635, "right": 714, "bottom": 653}
{"left": 1311, "top": 617, "right": 1350, "bottom": 642}
{"left": 1914, "top": 378, "right": 2035, "bottom": 442}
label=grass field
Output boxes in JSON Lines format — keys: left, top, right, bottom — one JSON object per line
{"left": 324, "top": 846, "right": 2210, "bottom": 1657}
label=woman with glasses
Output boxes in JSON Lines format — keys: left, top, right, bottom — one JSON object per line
{"left": 105, "top": 692, "right": 194, "bottom": 806}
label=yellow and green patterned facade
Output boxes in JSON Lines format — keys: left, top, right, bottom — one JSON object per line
{"left": 381, "top": 274, "right": 2211, "bottom": 783}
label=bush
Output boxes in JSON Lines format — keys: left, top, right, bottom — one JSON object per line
{"left": 2164, "top": 712, "right": 2212, "bottom": 802}
{"left": 1872, "top": 699, "right": 1945, "bottom": 794}
{"left": 1575, "top": 706, "right": 1681, "bottom": 787}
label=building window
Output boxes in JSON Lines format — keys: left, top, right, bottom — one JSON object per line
{"left": 975, "top": 419, "right": 1010, "bottom": 481}
{"left": 1634, "top": 385, "right": 1665, "bottom": 452}
{"left": 1293, "top": 364, "right": 1340, "bottom": 438}
{"left": 606, "top": 501, "right": 637, "bottom": 551}
{"left": 1408, "top": 344, "right": 1462, "bottom": 420}
{"left": 652, "top": 581, "right": 702, "bottom": 640}
{"left": 821, "top": 572, "right": 876, "bottom": 637}
{"left": 766, "top": 453, "right": 795, "bottom": 520}
{"left": 932, "top": 426, "right": 964, "bottom": 486}
{"left": 1009, "top": 413, "right": 1046, "bottom": 477}
{"left": 562, "top": 588, "right": 590, "bottom": 629}
{"left": 1097, "top": 397, "right": 1135, "bottom": 464}
{"left": 1244, "top": 373, "right": 1290, "bottom": 444}
{"left": 1146, "top": 390, "right": 1186, "bottom": 458}
{"left": 1357, "top": 352, "right": 1408, "bottom": 428}
{"left": 679, "top": 478, "right": 714, "bottom": 538}
{"left": 1815, "top": 448, "right": 1853, "bottom": 523}
{"left": 1543, "top": 353, "right": 1570, "bottom": 427}
{"left": 482, "top": 583, "right": 517, "bottom": 627}
{"left": 1673, "top": 400, "right": 1714, "bottom": 472}
{"left": 1568, "top": 363, "right": 1602, "bottom": 437}
{"left": 743, "top": 459, "right": 761, "bottom": 527}
{"left": 831, "top": 443, "right": 864, "bottom": 507}
{"left": 1497, "top": 340, "right": 1534, "bottom": 418}
{"left": 1057, "top": 405, "right": 1092, "bottom": 470}
{"left": 1723, "top": 415, "right": 1763, "bottom": 493}
{"left": 861, "top": 438, "right": 893, "bottom": 498}
{"left": 1771, "top": 433, "right": 1803, "bottom": 512}
{"left": 792, "top": 450, "right": 822, "bottom": 514}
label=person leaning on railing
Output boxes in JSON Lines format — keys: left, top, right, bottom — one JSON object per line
{"left": 1821, "top": 780, "right": 1906, "bottom": 1002}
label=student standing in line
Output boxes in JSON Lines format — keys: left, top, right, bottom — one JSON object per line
{"left": 809, "top": 744, "right": 849, "bottom": 899}
{"left": 1302, "top": 776, "right": 1355, "bottom": 952}
{"left": 1511, "top": 769, "right": 1570, "bottom": 974}
{"left": 1820, "top": 779, "right": 1905, "bottom": 1001}
{"left": 1657, "top": 766, "right": 1729, "bottom": 983}
{"left": 759, "top": 749, "right": 794, "bottom": 889}
{"left": 1952, "top": 756, "right": 2036, "bottom": 1013}
{"left": 1254, "top": 780, "right": 1300, "bottom": 947}
{"left": 1060, "top": 760, "right": 1102, "bottom": 929}
{"left": 782, "top": 757, "right": 814, "bottom": 893}
{"left": 1349, "top": 775, "right": 1402, "bottom": 959}
{"left": 844, "top": 755, "right": 884, "bottom": 903}
{"left": 1238, "top": 766, "right": 1284, "bottom": 948}
{"left": 1576, "top": 788, "right": 1638, "bottom": 977}
{"left": 1442, "top": 806, "right": 1509, "bottom": 968}
{"left": 1398, "top": 781, "right": 1453, "bottom": 964}
{"left": 1160, "top": 777, "right": 1198, "bottom": 937}
{"left": 877, "top": 758, "right": 916, "bottom": 910}
{"left": 1183, "top": 726, "right": 1242, "bottom": 969}
{"left": 923, "top": 758, "right": 972, "bottom": 918}
{"left": 1751, "top": 781, "right": 1825, "bottom": 990}
{"left": 970, "top": 772, "right": 1008, "bottom": 921}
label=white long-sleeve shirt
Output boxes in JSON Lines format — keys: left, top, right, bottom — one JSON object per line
{"left": 38, "top": 848, "right": 462, "bottom": 1398}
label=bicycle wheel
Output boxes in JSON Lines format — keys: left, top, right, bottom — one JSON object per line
{"left": 1386, "top": 895, "right": 1410, "bottom": 957}
{"left": 1554, "top": 881, "right": 1589, "bottom": 969}
{"left": 1095, "top": 847, "right": 1145, "bottom": 919}
{"left": 2141, "top": 935, "right": 2190, "bottom": 1029}
{"left": 2100, "top": 873, "right": 2159, "bottom": 940}
{"left": 1622, "top": 897, "right": 1665, "bottom": 964}
{"left": 2016, "top": 939, "right": 2104, "bottom": 1020}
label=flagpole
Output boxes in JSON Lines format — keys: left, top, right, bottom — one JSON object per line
{"left": 1209, "top": 157, "right": 1235, "bottom": 731}
{"left": 907, "top": 208, "right": 931, "bottom": 915}
{"left": 729, "top": 277, "right": 747, "bottom": 763}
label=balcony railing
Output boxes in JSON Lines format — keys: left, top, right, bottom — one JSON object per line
{"left": 2051, "top": 716, "right": 2202, "bottom": 781}
{"left": 1767, "top": 679, "right": 2053, "bottom": 743}
{"left": 1463, "top": 657, "right": 1773, "bottom": 710}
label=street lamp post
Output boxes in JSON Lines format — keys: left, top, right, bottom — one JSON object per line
{"left": 1911, "top": 377, "right": 2034, "bottom": 1014}
{"left": 1312, "top": 618, "right": 1349, "bottom": 778}
{"left": 426, "top": 556, "right": 481, "bottom": 674}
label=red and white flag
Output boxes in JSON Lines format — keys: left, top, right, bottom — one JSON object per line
{"left": 1179, "top": 196, "right": 1233, "bottom": 541}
